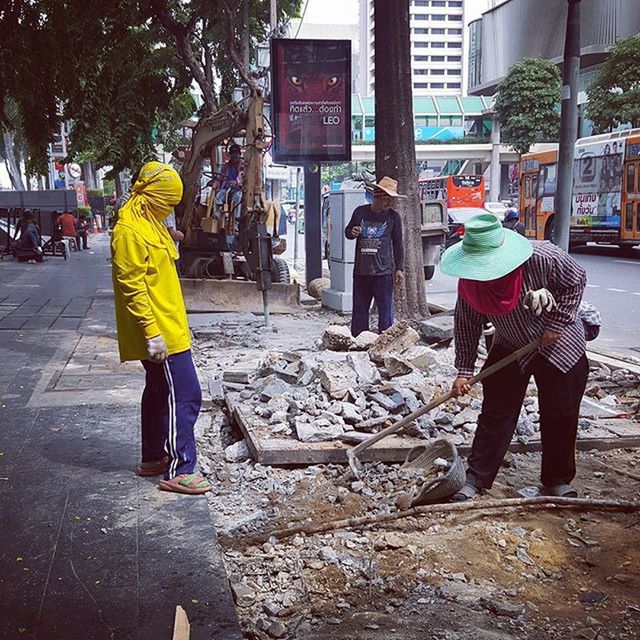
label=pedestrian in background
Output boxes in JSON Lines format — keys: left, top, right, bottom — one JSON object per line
{"left": 441, "top": 214, "right": 588, "bottom": 501}
{"left": 502, "top": 208, "right": 525, "bottom": 236}
{"left": 345, "top": 176, "right": 405, "bottom": 336}
{"left": 76, "top": 214, "right": 90, "bottom": 250}
{"left": 110, "top": 161, "right": 211, "bottom": 495}
{"left": 57, "top": 210, "right": 80, "bottom": 250}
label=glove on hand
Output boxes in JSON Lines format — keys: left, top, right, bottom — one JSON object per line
{"left": 523, "top": 288, "right": 556, "bottom": 316}
{"left": 147, "top": 335, "right": 169, "bottom": 363}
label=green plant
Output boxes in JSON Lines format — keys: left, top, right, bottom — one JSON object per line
{"left": 102, "top": 178, "right": 116, "bottom": 196}
{"left": 587, "top": 34, "right": 640, "bottom": 131}
{"left": 77, "top": 205, "right": 92, "bottom": 217}
{"left": 495, "top": 58, "right": 561, "bottom": 155}
{"left": 87, "top": 188, "right": 104, "bottom": 197}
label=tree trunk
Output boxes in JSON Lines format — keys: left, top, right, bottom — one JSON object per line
{"left": 374, "top": 0, "right": 428, "bottom": 320}
{"left": 2, "top": 131, "right": 26, "bottom": 190}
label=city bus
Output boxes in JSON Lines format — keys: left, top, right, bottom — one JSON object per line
{"left": 419, "top": 174, "right": 485, "bottom": 209}
{"left": 519, "top": 128, "right": 640, "bottom": 249}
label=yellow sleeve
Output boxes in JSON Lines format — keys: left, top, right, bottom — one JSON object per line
{"left": 112, "top": 231, "right": 160, "bottom": 339}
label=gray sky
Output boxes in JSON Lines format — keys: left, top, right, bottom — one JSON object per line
{"left": 303, "top": 0, "right": 358, "bottom": 24}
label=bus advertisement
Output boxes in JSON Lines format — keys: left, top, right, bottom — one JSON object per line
{"left": 519, "top": 128, "right": 640, "bottom": 249}
{"left": 572, "top": 138, "right": 624, "bottom": 242}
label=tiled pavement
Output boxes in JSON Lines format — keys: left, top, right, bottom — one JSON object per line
{"left": 0, "top": 235, "right": 241, "bottom": 640}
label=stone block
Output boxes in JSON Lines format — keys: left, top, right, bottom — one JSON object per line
{"left": 403, "top": 345, "right": 439, "bottom": 371}
{"left": 322, "top": 325, "right": 354, "bottom": 351}
{"left": 295, "top": 418, "right": 344, "bottom": 443}
{"left": 368, "top": 321, "right": 420, "bottom": 364}
{"left": 419, "top": 314, "right": 454, "bottom": 342}
{"left": 353, "top": 331, "right": 378, "bottom": 350}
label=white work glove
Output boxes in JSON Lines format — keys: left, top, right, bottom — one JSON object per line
{"left": 523, "top": 288, "right": 556, "bottom": 316}
{"left": 147, "top": 335, "right": 169, "bottom": 363}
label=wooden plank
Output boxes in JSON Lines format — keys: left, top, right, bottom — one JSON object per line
{"left": 172, "top": 605, "right": 190, "bottom": 640}
{"left": 229, "top": 395, "right": 640, "bottom": 466}
{"left": 587, "top": 350, "right": 640, "bottom": 376}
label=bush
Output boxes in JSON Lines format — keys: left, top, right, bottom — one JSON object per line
{"left": 77, "top": 205, "right": 92, "bottom": 218}
{"left": 87, "top": 188, "right": 104, "bottom": 197}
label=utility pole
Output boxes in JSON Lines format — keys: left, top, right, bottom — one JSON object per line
{"left": 293, "top": 166, "right": 301, "bottom": 271}
{"left": 554, "top": 0, "right": 581, "bottom": 251}
{"left": 270, "top": 0, "right": 277, "bottom": 33}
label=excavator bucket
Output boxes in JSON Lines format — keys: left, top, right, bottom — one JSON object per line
{"left": 180, "top": 278, "right": 302, "bottom": 315}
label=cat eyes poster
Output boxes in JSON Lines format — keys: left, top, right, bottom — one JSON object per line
{"left": 271, "top": 38, "right": 352, "bottom": 163}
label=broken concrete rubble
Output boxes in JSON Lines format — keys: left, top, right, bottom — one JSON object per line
{"left": 419, "top": 314, "right": 455, "bottom": 342}
{"left": 322, "top": 324, "right": 354, "bottom": 351}
{"left": 368, "top": 321, "right": 420, "bottom": 364}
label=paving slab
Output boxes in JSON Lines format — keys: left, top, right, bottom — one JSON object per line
{"left": 0, "top": 235, "right": 242, "bottom": 639}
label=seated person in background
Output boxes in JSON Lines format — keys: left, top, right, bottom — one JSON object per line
{"left": 17, "top": 210, "right": 42, "bottom": 252}
{"left": 213, "top": 143, "right": 243, "bottom": 215}
{"left": 164, "top": 211, "right": 184, "bottom": 259}
{"left": 57, "top": 210, "right": 80, "bottom": 249}
{"left": 77, "top": 214, "right": 90, "bottom": 250}
{"left": 502, "top": 208, "right": 525, "bottom": 236}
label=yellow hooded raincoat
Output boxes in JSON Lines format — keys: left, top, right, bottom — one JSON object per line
{"left": 111, "top": 162, "right": 190, "bottom": 362}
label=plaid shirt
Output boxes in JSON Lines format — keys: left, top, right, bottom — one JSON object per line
{"left": 454, "top": 241, "right": 587, "bottom": 378}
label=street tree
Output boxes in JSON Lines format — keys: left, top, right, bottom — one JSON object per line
{"left": 495, "top": 58, "right": 561, "bottom": 155}
{"left": 374, "top": 0, "right": 428, "bottom": 319}
{"left": 587, "top": 34, "right": 640, "bottom": 131}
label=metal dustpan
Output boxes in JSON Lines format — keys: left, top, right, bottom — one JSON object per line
{"left": 400, "top": 438, "right": 465, "bottom": 506}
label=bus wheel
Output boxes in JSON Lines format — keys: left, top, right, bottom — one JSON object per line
{"left": 423, "top": 265, "right": 435, "bottom": 280}
{"left": 544, "top": 217, "right": 555, "bottom": 242}
{"left": 618, "top": 244, "right": 637, "bottom": 255}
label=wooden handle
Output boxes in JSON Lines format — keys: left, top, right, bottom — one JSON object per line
{"left": 351, "top": 339, "right": 540, "bottom": 457}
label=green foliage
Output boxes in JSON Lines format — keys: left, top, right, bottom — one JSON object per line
{"left": 77, "top": 205, "right": 92, "bottom": 217}
{"left": 87, "top": 189, "right": 104, "bottom": 197}
{"left": 322, "top": 163, "right": 352, "bottom": 186}
{"left": 495, "top": 58, "right": 561, "bottom": 155}
{"left": 102, "top": 179, "right": 116, "bottom": 197}
{"left": 587, "top": 35, "right": 640, "bottom": 132}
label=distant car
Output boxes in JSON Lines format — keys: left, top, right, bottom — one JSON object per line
{"left": 446, "top": 206, "right": 494, "bottom": 248}
{"left": 483, "top": 201, "right": 508, "bottom": 221}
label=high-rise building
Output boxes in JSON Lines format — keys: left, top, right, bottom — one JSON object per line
{"left": 359, "top": 0, "right": 470, "bottom": 96}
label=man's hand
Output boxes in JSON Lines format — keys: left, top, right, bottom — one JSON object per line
{"left": 395, "top": 269, "right": 405, "bottom": 286}
{"left": 350, "top": 226, "right": 361, "bottom": 237}
{"left": 541, "top": 328, "right": 562, "bottom": 347}
{"left": 452, "top": 377, "right": 471, "bottom": 397}
{"left": 524, "top": 288, "right": 556, "bottom": 316}
{"left": 147, "top": 335, "right": 169, "bottom": 363}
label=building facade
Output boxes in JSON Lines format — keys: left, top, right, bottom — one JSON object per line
{"left": 359, "top": 0, "right": 470, "bottom": 96}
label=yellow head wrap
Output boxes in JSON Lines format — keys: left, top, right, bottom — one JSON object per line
{"left": 117, "top": 161, "right": 183, "bottom": 259}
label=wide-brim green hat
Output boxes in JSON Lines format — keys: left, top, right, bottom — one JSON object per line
{"left": 440, "top": 213, "right": 533, "bottom": 281}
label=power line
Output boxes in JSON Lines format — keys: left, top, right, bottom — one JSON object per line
{"left": 294, "top": 0, "right": 310, "bottom": 38}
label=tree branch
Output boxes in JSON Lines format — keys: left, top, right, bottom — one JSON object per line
{"left": 150, "top": 0, "right": 218, "bottom": 112}
{"left": 221, "top": 0, "right": 258, "bottom": 96}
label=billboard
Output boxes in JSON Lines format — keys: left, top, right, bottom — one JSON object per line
{"left": 271, "top": 38, "right": 351, "bottom": 163}
{"left": 572, "top": 139, "right": 625, "bottom": 229}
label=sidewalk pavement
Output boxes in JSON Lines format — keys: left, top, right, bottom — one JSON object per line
{"left": 0, "top": 235, "right": 242, "bottom": 639}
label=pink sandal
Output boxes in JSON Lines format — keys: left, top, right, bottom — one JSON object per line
{"left": 158, "top": 473, "right": 212, "bottom": 495}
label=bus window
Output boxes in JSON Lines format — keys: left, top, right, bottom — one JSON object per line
{"left": 637, "top": 203, "right": 640, "bottom": 232}
{"left": 627, "top": 163, "right": 636, "bottom": 193}
{"left": 625, "top": 203, "right": 634, "bottom": 232}
{"left": 524, "top": 206, "right": 530, "bottom": 228}
{"left": 524, "top": 176, "right": 531, "bottom": 199}
{"left": 531, "top": 175, "right": 538, "bottom": 200}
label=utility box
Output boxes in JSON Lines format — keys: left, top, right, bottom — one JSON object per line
{"left": 321, "top": 189, "right": 367, "bottom": 313}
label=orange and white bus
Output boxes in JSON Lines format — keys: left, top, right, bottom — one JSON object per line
{"left": 520, "top": 128, "right": 640, "bottom": 248}
{"left": 419, "top": 174, "right": 485, "bottom": 209}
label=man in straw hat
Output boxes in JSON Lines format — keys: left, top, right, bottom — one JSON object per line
{"left": 440, "top": 213, "right": 589, "bottom": 501}
{"left": 345, "top": 176, "right": 406, "bottom": 336}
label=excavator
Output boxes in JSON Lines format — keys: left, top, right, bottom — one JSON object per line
{"left": 174, "top": 93, "right": 295, "bottom": 322}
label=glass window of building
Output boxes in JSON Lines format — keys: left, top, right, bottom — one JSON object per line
{"left": 432, "top": 42, "right": 445, "bottom": 48}
{"left": 447, "top": 83, "right": 461, "bottom": 90}
{"left": 448, "top": 14, "right": 462, "bottom": 20}
{"left": 432, "top": 55, "right": 445, "bottom": 61}
{"left": 415, "top": 69, "right": 429, "bottom": 75}
{"left": 448, "top": 28, "right": 462, "bottom": 34}
{"left": 414, "top": 0, "right": 428, "bottom": 5}
{"left": 415, "top": 42, "right": 428, "bottom": 48}
{"left": 414, "top": 55, "right": 429, "bottom": 61}
{"left": 447, "top": 69, "right": 460, "bottom": 75}
{"left": 414, "top": 14, "right": 428, "bottom": 20}
{"left": 449, "top": 0, "right": 462, "bottom": 5}
{"left": 432, "top": 14, "right": 446, "bottom": 20}
{"left": 431, "top": 82, "right": 445, "bottom": 89}
{"left": 414, "top": 28, "right": 429, "bottom": 34}
{"left": 365, "top": 116, "right": 375, "bottom": 127}
{"left": 414, "top": 83, "right": 429, "bottom": 89}
{"left": 448, "top": 55, "right": 461, "bottom": 61}
{"left": 432, "top": 28, "right": 445, "bottom": 34}
{"left": 432, "top": 0, "right": 446, "bottom": 5}
{"left": 432, "top": 69, "right": 445, "bottom": 75}
{"left": 447, "top": 41, "right": 461, "bottom": 48}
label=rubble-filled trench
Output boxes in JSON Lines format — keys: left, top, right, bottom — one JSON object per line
{"left": 191, "top": 311, "right": 640, "bottom": 640}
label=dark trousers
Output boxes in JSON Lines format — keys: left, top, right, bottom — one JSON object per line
{"left": 467, "top": 344, "right": 589, "bottom": 489}
{"left": 77, "top": 232, "right": 88, "bottom": 250}
{"left": 351, "top": 274, "right": 394, "bottom": 336}
{"left": 140, "top": 350, "right": 202, "bottom": 479}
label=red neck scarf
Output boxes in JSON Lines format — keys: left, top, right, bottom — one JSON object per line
{"left": 458, "top": 267, "right": 523, "bottom": 316}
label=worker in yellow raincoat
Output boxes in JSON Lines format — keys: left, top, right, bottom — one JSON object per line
{"left": 111, "top": 161, "right": 211, "bottom": 495}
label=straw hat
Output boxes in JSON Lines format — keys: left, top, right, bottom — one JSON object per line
{"left": 440, "top": 213, "right": 533, "bottom": 281}
{"left": 371, "top": 176, "right": 407, "bottom": 198}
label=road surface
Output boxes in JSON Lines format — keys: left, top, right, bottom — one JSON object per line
{"left": 427, "top": 244, "right": 640, "bottom": 360}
